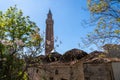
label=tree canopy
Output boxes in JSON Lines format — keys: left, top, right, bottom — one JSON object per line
{"left": 0, "top": 6, "right": 42, "bottom": 46}
{"left": 0, "top": 6, "right": 42, "bottom": 80}
{"left": 86, "top": 0, "right": 120, "bottom": 47}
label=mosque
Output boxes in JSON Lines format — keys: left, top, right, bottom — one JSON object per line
{"left": 27, "top": 10, "right": 120, "bottom": 80}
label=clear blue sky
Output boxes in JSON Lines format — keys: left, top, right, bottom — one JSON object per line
{"left": 0, "top": 0, "right": 96, "bottom": 54}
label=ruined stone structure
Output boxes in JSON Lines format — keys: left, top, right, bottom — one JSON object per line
{"left": 45, "top": 10, "right": 54, "bottom": 55}
{"left": 28, "top": 60, "right": 85, "bottom": 80}
{"left": 84, "top": 58, "right": 120, "bottom": 80}
{"left": 27, "top": 49, "right": 88, "bottom": 80}
{"left": 27, "top": 11, "right": 120, "bottom": 80}
{"left": 28, "top": 50, "right": 120, "bottom": 80}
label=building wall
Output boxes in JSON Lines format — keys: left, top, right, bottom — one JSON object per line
{"left": 27, "top": 61, "right": 85, "bottom": 80}
{"left": 73, "top": 61, "right": 85, "bottom": 80}
{"left": 28, "top": 61, "right": 120, "bottom": 80}
{"left": 27, "top": 67, "right": 44, "bottom": 80}
{"left": 112, "top": 62, "right": 120, "bottom": 80}
{"left": 27, "top": 65, "right": 71, "bottom": 80}
{"left": 83, "top": 63, "right": 114, "bottom": 80}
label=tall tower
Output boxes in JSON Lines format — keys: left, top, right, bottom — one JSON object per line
{"left": 45, "top": 10, "right": 54, "bottom": 55}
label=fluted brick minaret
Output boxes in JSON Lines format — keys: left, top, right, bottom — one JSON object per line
{"left": 45, "top": 10, "right": 54, "bottom": 55}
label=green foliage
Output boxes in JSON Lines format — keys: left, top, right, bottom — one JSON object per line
{"left": 0, "top": 50, "right": 26, "bottom": 80}
{"left": 0, "top": 6, "right": 42, "bottom": 80}
{"left": 116, "top": 18, "right": 120, "bottom": 22}
{"left": 89, "top": 1, "right": 108, "bottom": 13}
{"left": 114, "top": 30, "right": 120, "bottom": 34}
{"left": 86, "top": 0, "right": 120, "bottom": 47}
{"left": 0, "top": 5, "right": 42, "bottom": 46}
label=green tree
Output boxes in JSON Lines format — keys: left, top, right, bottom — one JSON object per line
{"left": 0, "top": 6, "right": 41, "bottom": 46}
{"left": 86, "top": 0, "right": 120, "bottom": 47}
{"left": 0, "top": 6, "right": 42, "bottom": 80}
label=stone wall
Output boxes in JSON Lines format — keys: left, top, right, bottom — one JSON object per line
{"left": 27, "top": 67, "right": 44, "bottom": 80}
{"left": 112, "top": 62, "right": 120, "bottom": 80}
{"left": 28, "top": 58, "right": 120, "bottom": 80}
{"left": 27, "top": 47, "right": 120, "bottom": 80}
{"left": 27, "top": 48, "right": 88, "bottom": 80}
{"left": 28, "top": 60, "right": 85, "bottom": 80}
{"left": 83, "top": 63, "right": 114, "bottom": 80}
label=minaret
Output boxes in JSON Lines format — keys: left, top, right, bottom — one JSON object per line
{"left": 45, "top": 10, "right": 54, "bottom": 55}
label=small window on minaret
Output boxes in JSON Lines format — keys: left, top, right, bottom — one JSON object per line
{"left": 55, "top": 69, "right": 58, "bottom": 75}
